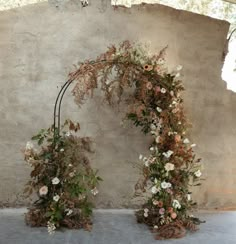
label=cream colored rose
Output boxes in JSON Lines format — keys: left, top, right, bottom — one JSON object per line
{"left": 39, "top": 186, "right": 48, "bottom": 196}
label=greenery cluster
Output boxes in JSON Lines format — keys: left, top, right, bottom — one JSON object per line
{"left": 24, "top": 120, "right": 102, "bottom": 234}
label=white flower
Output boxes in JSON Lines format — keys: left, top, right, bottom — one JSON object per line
{"left": 139, "top": 154, "right": 143, "bottom": 160}
{"left": 144, "top": 160, "right": 149, "bottom": 167}
{"left": 68, "top": 164, "right": 73, "bottom": 167}
{"left": 91, "top": 187, "right": 99, "bottom": 196}
{"left": 52, "top": 177, "right": 60, "bottom": 185}
{"left": 153, "top": 200, "right": 159, "bottom": 205}
{"left": 161, "top": 181, "right": 172, "bottom": 189}
{"left": 53, "top": 195, "right": 60, "bottom": 202}
{"left": 183, "top": 138, "right": 190, "bottom": 144}
{"left": 150, "top": 147, "right": 154, "bottom": 151}
{"left": 156, "top": 107, "right": 162, "bottom": 113}
{"left": 39, "top": 186, "right": 48, "bottom": 196}
{"left": 155, "top": 136, "right": 160, "bottom": 144}
{"left": 194, "top": 170, "right": 202, "bottom": 177}
{"left": 69, "top": 172, "right": 75, "bottom": 177}
{"left": 162, "top": 150, "right": 174, "bottom": 158}
{"left": 65, "top": 209, "right": 73, "bottom": 216}
{"left": 164, "top": 163, "right": 175, "bottom": 172}
{"left": 175, "top": 73, "right": 180, "bottom": 78}
{"left": 191, "top": 144, "right": 196, "bottom": 148}
{"left": 172, "top": 101, "right": 177, "bottom": 105}
{"left": 170, "top": 91, "right": 174, "bottom": 96}
{"left": 66, "top": 131, "right": 72, "bottom": 137}
{"left": 172, "top": 199, "right": 181, "bottom": 209}
{"left": 178, "top": 121, "right": 182, "bottom": 125}
{"left": 150, "top": 124, "right": 156, "bottom": 131}
{"left": 60, "top": 148, "right": 64, "bottom": 152}
{"left": 144, "top": 212, "right": 148, "bottom": 218}
{"left": 151, "top": 186, "right": 160, "bottom": 194}
{"left": 176, "top": 65, "right": 183, "bottom": 71}
{"left": 47, "top": 221, "right": 56, "bottom": 235}
{"left": 25, "top": 141, "right": 34, "bottom": 150}
{"left": 154, "top": 225, "right": 158, "bottom": 229}
{"left": 144, "top": 208, "right": 149, "bottom": 213}
{"left": 187, "top": 194, "right": 191, "bottom": 201}
{"left": 161, "top": 88, "right": 166, "bottom": 93}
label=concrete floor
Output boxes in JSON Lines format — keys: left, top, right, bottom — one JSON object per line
{"left": 0, "top": 209, "right": 235, "bottom": 244}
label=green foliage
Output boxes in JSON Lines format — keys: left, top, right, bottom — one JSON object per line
{"left": 24, "top": 120, "right": 102, "bottom": 232}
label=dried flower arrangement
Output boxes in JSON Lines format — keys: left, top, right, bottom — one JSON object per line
{"left": 24, "top": 41, "right": 203, "bottom": 238}
{"left": 24, "top": 120, "right": 102, "bottom": 234}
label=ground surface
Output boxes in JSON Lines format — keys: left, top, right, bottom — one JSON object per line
{"left": 0, "top": 209, "right": 235, "bottom": 244}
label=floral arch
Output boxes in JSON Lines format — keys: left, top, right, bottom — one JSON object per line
{"left": 23, "top": 41, "right": 203, "bottom": 239}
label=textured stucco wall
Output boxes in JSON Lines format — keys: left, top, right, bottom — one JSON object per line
{"left": 0, "top": 0, "right": 234, "bottom": 209}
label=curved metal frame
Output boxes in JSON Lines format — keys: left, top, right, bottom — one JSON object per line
{"left": 53, "top": 79, "right": 73, "bottom": 142}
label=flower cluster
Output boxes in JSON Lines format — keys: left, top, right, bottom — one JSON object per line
{"left": 23, "top": 120, "right": 102, "bottom": 232}
{"left": 24, "top": 41, "right": 203, "bottom": 238}
{"left": 68, "top": 41, "right": 203, "bottom": 238}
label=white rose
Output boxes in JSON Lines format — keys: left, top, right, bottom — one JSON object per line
{"left": 194, "top": 170, "right": 202, "bottom": 177}
{"left": 183, "top": 138, "right": 190, "bottom": 144}
{"left": 191, "top": 144, "right": 196, "bottom": 148}
{"left": 161, "top": 88, "right": 166, "bottom": 94}
{"left": 151, "top": 186, "right": 159, "bottom": 194}
{"left": 161, "top": 181, "right": 172, "bottom": 189}
{"left": 167, "top": 182, "right": 172, "bottom": 188}
{"left": 164, "top": 163, "right": 175, "bottom": 172}
{"left": 52, "top": 177, "right": 60, "bottom": 185}
{"left": 156, "top": 107, "right": 162, "bottom": 113}
{"left": 172, "top": 199, "right": 181, "bottom": 209}
{"left": 39, "top": 186, "right": 48, "bottom": 196}
{"left": 162, "top": 150, "right": 174, "bottom": 158}
{"left": 53, "top": 195, "right": 60, "bottom": 202}
{"left": 150, "top": 124, "right": 156, "bottom": 131}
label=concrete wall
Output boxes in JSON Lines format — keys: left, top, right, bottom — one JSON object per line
{"left": 0, "top": 0, "right": 234, "bottom": 209}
